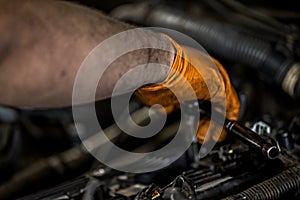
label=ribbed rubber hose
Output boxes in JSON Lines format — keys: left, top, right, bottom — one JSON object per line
{"left": 111, "top": 5, "right": 299, "bottom": 99}
{"left": 223, "top": 165, "right": 300, "bottom": 200}
{"left": 143, "top": 6, "right": 293, "bottom": 84}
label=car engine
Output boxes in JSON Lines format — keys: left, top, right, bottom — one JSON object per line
{"left": 0, "top": 0, "right": 299, "bottom": 199}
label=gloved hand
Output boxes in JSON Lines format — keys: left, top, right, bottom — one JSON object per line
{"left": 135, "top": 35, "right": 240, "bottom": 143}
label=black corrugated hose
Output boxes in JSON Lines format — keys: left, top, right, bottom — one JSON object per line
{"left": 111, "top": 4, "right": 300, "bottom": 100}
{"left": 223, "top": 164, "right": 300, "bottom": 199}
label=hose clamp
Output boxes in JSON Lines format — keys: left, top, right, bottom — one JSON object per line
{"left": 282, "top": 63, "right": 300, "bottom": 97}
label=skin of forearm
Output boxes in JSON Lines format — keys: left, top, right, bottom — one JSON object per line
{"left": 0, "top": 0, "right": 174, "bottom": 108}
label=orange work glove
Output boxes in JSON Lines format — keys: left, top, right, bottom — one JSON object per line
{"left": 135, "top": 36, "right": 240, "bottom": 143}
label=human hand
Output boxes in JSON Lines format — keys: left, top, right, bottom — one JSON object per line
{"left": 135, "top": 36, "right": 240, "bottom": 143}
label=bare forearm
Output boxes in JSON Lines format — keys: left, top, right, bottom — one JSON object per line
{"left": 0, "top": 0, "right": 174, "bottom": 108}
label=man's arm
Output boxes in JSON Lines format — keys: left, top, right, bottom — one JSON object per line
{"left": 0, "top": 0, "right": 174, "bottom": 107}
{"left": 0, "top": 0, "right": 241, "bottom": 143}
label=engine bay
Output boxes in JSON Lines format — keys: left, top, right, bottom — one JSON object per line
{"left": 0, "top": 0, "right": 300, "bottom": 199}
